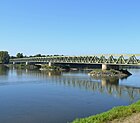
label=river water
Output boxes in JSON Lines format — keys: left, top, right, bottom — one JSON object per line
{"left": 0, "top": 66, "right": 140, "bottom": 123}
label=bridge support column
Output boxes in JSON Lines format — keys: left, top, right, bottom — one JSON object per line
{"left": 13, "top": 62, "right": 15, "bottom": 65}
{"left": 26, "top": 62, "right": 28, "bottom": 65}
{"left": 102, "top": 64, "right": 119, "bottom": 70}
{"left": 102, "top": 64, "right": 108, "bottom": 70}
{"left": 48, "top": 62, "right": 52, "bottom": 67}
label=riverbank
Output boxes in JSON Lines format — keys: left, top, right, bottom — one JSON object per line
{"left": 72, "top": 100, "right": 140, "bottom": 123}
{"left": 111, "top": 112, "right": 140, "bottom": 123}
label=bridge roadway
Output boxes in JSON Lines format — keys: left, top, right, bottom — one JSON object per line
{"left": 10, "top": 54, "right": 140, "bottom": 70}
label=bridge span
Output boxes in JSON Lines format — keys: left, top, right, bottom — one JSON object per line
{"left": 10, "top": 54, "right": 140, "bottom": 70}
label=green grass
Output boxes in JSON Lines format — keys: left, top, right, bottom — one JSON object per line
{"left": 72, "top": 100, "right": 140, "bottom": 123}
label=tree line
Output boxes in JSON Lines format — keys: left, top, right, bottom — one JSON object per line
{"left": 0, "top": 51, "right": 63, "bottom": 64}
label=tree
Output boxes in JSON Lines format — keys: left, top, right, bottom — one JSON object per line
{"left": 0, "top": 51, "right": 10, "bottom": 64}
{"left": 10, "top": 56, "right": 16, "bottom": 59}
{"left": 34, "top": 54, "right": 42, "bottom": 57}
{"left": 16, "top": 53, "right": 23, "bottom": 58}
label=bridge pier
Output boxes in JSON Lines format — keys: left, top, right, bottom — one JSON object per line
{"left": 102, "top": 64, "right": 119, "bottom": 70}
{"left": 102, "top": 64, "right": 108, "bottom": 70}
{"left": 13, "top": 62, "right": 15, "bottom": 65}
{"left": 48, "top": 62, "right": 52, "bottom": 67}
{"left": 26, "top": 62, "right": 28, "bottom": 65}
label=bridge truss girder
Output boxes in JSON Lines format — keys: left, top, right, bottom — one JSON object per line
{"left": 10, "top": 55, "right": 140, "bottom": 65}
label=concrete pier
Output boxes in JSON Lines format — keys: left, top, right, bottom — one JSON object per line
{"left": 48, "top": 62, "right": 52, "bottom": 67}
{"left": 102, "top": 64, "right": 108, "bottom": 70}
{"left": 102, "top": 64, "right": 119, "bottom": 70}
{"left": 26, "top": 62, "right": 28, "bottom": 65}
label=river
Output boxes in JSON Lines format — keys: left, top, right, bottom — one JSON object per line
{"left": 0, "top": 66, "right": 140, "bottom": 123}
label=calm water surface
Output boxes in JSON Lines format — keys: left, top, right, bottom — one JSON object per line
{"left": 0, "top": 67, "right": 140, "bottom": 123}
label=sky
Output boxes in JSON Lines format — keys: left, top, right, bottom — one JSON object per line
{"left": 0, "top": 0, "right": 140, "bottom": 56}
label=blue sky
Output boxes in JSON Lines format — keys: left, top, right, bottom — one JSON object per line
{"left": 0, "top": 0, "right": 140, "bottom": 56}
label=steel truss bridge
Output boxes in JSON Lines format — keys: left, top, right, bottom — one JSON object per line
{"left": 10, "top": 54, "right": 140, "bottom": 69}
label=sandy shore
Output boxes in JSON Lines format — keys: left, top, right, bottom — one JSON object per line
{"left": 111, "top": 113, "right": 140, "bottom": 123}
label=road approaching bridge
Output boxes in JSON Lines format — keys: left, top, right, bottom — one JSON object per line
{"left": 10, "top": 54, "right": 140, "bottom": 70}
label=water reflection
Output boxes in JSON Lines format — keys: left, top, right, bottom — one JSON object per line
{"left": 1, "top": 68, "right": 140, "bottom": 101}
{"left": 0, "top": 65, "right": 9, "bottom": 76}
{"left": 12, "top": 70, "right": 140, "bottom": 101}
{"left": 25, "top": 70, "right": 62, "bottom": 77}
{"left": 52, "top": 76, "right": 140, "bottom": 101}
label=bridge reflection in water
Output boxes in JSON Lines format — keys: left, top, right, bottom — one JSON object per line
{"left": 13, "top": 70, "right": 140, "bottom": 101}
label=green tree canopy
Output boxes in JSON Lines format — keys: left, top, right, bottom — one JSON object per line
{"left": 34, "top": 54, "right": 46, "bottom": 57}
{"left": 0, "top": 51, "right": 10, "bottom": 64}
{"left": 16, "top": 53, "right": 24, "bottom": 58}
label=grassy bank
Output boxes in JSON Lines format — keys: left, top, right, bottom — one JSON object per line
{"left": 72, "top": 100, "right": 140, "bottom": 123}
